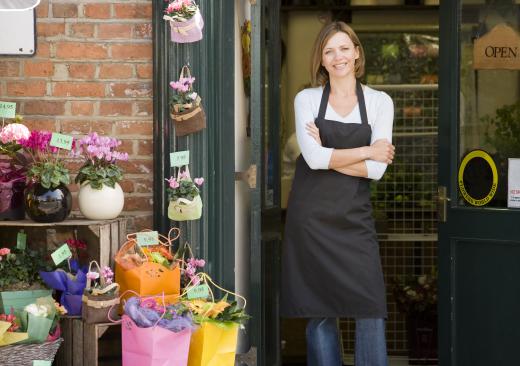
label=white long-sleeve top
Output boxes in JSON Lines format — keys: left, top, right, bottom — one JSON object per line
{"left": 294, "top": 85, "right": 394, "bottom": 180}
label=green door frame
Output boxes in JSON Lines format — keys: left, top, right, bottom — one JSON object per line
{"left": 152, "top": 0, "right": 236, "bottom": 288}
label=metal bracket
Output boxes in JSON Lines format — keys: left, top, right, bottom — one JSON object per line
{"left": 235, "top": 164, "right": 257, "bottom": 189}
{"left": 438, "top": 186, "right": 451, "bottom": 223}
{"left": 235, "top": 347, "right": 257, "bottom": 365}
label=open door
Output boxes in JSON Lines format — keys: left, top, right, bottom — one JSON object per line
{"left": 438, "top": 1, "right": 520, "bottom": 365}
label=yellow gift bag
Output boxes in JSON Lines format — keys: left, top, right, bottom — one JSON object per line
{"left": 115, "top": 229, "right": 181, "bottom": 306}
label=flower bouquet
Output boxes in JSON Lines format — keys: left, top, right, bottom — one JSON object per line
{"left": 169, "top": 66, "right": 206, "bottom": 136}
{"left": 0, "top": 118, "right": 30, "bottom": 220}
{"left": 82, "top": 261, "right": 120, "bottom": 324}
{"left": 166, "top": 166, "right": 204, "bottom": 221}
{"left": 74, "top": 132, "right": 128, "bottom": 220}
{"left": 163, "top": 0, "right": 204, "bottom": 43}
{"left": 19, "top": 130, "right": 73, "bottom": 222}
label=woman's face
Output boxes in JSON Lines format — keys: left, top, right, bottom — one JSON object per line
{"left": 321, "top": 31, "right": 359, "bottom": 79}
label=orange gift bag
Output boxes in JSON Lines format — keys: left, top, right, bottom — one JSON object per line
{"left": 115, "top": 229, "right": 181, "bottom": 306}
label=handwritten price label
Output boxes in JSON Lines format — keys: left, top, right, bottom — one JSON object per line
{"left": 136, "top": 231, "right": 159, "bottom": 246}
{"left": 0, "top": 101, "right": 16, "bottom": 118}
{"left": 187, "top": 284, "right": 210, "bottom": 300}
{"left": 49, "top": 133, "right": 73, "bottom": 150}
{"left": 16, "top": 231, "right": 27, "bottom": 250}
{"left": 51, "top": 243, "right": 72, "bottom": 265}
{"left": 33, "top": 361, "right": 52, "bottom": 366}
{"left": 170, "top": 150, "right": 190, "bottom": 167}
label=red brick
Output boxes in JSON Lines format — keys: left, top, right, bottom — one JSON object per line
{"left": 111, "top": 44, "right": 152, "bottom": 60}
{"left": 114, "top": 3, "right": 152, "bottom": 19}
{"left": 137, "top": 140, "right": 153, "bottom": 155}
{"left": 0, "top": 62, "right": 20, "bottom": 77}
{"left": 132, "top": 215, "right": 153, "bottom": 230}
{"left": 24, "top": 101, "right": 65, "bottom": 115}
{"left": 36, "top": 0, "right": 49, "bottom": 17}
{"left": 24, "top": 61, "right": 53, "bottom": 77}
{"left": 119, "top": 180, "right": 135, "bottom": 193}
{"left": 35, "top": 42, "right": 50, "bottom": 58}
{"left": 83, "top": 4, "right": 111, "bottom": 19}
{"left": 7, "top": 81, "right": 46, "bottom": 97}
{"left": 119, "top": 140, "right": 134, "bottom": 155}
{"left": 69, "top": 23, "right": 95, "bottom": 38}
{"left": 63, "top": 160, "right": 84, "bottom": 172}
{"left": 134, "top": 23, "right": 152, "bottom": 39}
{"left": 21, "top": 118, "right": 57, "bottom": 131}
{"left": 134, "top": 179, "right": 153, "bottom": 193}
{"left": 136, "top": 64, "right": 152, "bottom": 79}
{"left": 108, "top": 82, "right": 152, "bottom": 98}
{"left": 99, "top": 101, "right": 133, "bottom": 116}
{"left": 52, "top": 4, "right": 77, "bottom": 18}
{"left": 59, "top": 120, "right": 113, "bottom": 135}
{"left": 136, "top": 101, "right": 152, "bottom": 116}
{"left": 114, "top": 121, "right": 152, "bottom": 135}
{"left": 99, "top": 64, "right": 133, "bottom": 79}
{"left": 98, "top": 24, "right": 132, "bottom": 39}
{"left": 37, "top": 22, "right": 65, "bottom": 37}
{"left": 119, "top": 159, "right": 153, "bottom": 174}
{"left": 71, "top": 101, "right": 95, "bottom": 116}
{"left": 56, "top": 42, "right": 108, "bottom": 59}
{"left": 68, "top": 64, "right": 96, "bottom": 79}
{"left": 53, "top": 82, "right": 105, "bottom": 97}
{"left": 124, "top": 196, "right": 153, "bottom": 211}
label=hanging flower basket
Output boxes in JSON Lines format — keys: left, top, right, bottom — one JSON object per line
{"left": 163, "top": 0, "right": 204, "bottom": 43}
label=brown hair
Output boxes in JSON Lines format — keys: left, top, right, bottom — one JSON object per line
{"left": 310, "top": 22, "right": 365, "bottom": 86}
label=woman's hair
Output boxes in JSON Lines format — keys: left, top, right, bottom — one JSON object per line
{"left": 310, "top": 21, "right": 365, "bottom": 86}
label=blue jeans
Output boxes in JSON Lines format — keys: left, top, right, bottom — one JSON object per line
{"left": 306, "top": 318, "right": 388, "bottom": 366}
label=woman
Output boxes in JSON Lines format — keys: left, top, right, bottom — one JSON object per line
{"left": 280, "top": 21, "right": 395, "bottom": 366}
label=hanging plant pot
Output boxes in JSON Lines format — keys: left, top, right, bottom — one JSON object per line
{"left": 164, "top": 9, "right": 204, "bottom": 43}
{"left": 24, "top": 183, "right": 72, "bottom": 223}
{"left": 170, "top": 98, "right": 206, "bottom": 137}
{"left": 78, "top": 182, "right": 124, "bottom": 220}
{"left": 0, "top": 179, "right": 25, "bottom": 220}
{"left": 167, "top": 195, "right": 203, "bottom": 221}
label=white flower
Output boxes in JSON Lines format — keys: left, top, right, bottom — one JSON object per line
{"left": 25, "top": 304, "right": 49, "bottom": 317}
{"left": 417, "top": 275, "right": 427, "bottom": 285}
{"left": 188, "top": 92, "right": 198, "bottom": 100}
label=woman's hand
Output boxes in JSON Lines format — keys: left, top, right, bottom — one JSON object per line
{"left": 367, "top": 139, "right": 395, "bottom": 164}
{"left": 306, "top": 122, "right": 322, "bottom": 146}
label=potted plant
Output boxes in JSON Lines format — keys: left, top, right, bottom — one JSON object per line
{"left": 82, "top": 261, "right": 119, "bottom": 324}
{"left": 169, "top": 66, "right": 206, "bottom": 136}
{"left": 0, "top": 118, "right": 30, "bottom": 220}
{"left": 0, "top": 247, "right": 52, "bottom": 314}
{"left": 391, "top": 268, "right": 438, "bottom": 364}
{"left": 166, "top": 167, "right": 204, "bottom": 221}
{"left": 73, "top": 132, "right": 128, "bottom": 220}
{"left": 19, "top": 130, "right": 72, "bottom": 223}
{"left": 163, "top": 0, "right": 204, "bottom": 43}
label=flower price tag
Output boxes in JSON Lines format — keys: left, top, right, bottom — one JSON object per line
{"left": 136, "top": 231, "right": 159, "bottom": 246}
{"left": 170, "top": 150, "right": 190, "bottom": 167}
{"left": 0, "top": 101, "right": 16, "bottom": 118}
{"left": 187, "top": 284, "right": 210, "bottom": 300}
{"left": 33, "top": 361, "right": 52, "bottom": 366}
{"left": 51, "top": 243, "right": 72, "bottom": 265}
{"left": 50, "top": 132, "right": 74, "bottom": 150}
{"left": 16, "top": 231, "right": 27, "bottom": 250}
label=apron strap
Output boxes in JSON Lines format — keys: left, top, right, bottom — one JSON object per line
{"left": 356, "top": 79, "right": 369, "bottom": 126}
{"left": 317, "top": 82, "right": 330, "bottom": 120}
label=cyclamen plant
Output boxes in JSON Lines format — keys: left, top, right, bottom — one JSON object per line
{"left": 0, "top": 117, "right": 30, "bottom": 156}
{"left": 170, "top": 76, "right": 198, "bottom": 113}
{"left": 165, "top": 170, "right": 204, "bottom": 202}
{"left": 164, "top": 0, "right": 198, "bottom": 21}
{"left": 74, "top": 132, "right": 128, "bottom": 190}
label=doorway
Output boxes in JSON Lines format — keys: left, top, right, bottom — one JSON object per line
{"left": 274, "top": 2, "right": 440, "bottom": 365}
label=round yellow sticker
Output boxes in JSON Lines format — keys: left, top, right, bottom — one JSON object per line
{"left": 458, "top": 149, "right": 498, "bottom": 206}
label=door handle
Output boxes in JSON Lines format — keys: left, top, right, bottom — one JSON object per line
{"left": 235, "top": 164, "right": 257, "bottom": 189}
{"left": 438, "top": 186, "right": 451, "bottom": 223}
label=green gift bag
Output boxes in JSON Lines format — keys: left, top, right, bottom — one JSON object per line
{"left": 168, "top": 195, "right": 203, "bottom": 221}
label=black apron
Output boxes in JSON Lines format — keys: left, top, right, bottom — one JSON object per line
{"left": 280, "top": 81, "right": 387, "bottom": 319}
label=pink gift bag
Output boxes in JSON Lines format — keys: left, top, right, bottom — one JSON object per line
{"left": 121, "top": 315, "right": 191, "bottom": 366}
{"left": 165, "top": 10, "right": 204, "bottom": 43}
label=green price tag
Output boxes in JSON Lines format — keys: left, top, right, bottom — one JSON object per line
{"left": 49, "top": 133, "right": 73, "bottom": 150}
{"left": 16, "top": 232, "right": 27, "bottom": 250}
{"left": 33, "top": 361, "right": 52, "bottom": 366}
{"left": 51, "top": 243, "right": 72, "bottom": 265}
{"left": 0, "top": 101, "right": 16, "bottom": 118}
{"left": 170, "top": 150, "right": 190, "bottom": 167}
{"left": 136, "top": 231, "right": 159, "bottom": 246}
{"left": 187, "top": 284, "right": 210, "bottom": 300}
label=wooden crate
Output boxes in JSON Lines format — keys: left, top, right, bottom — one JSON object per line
{"left": 55, "top": 317, "right": 121, "bottom": 366}
{"left": 0, "top": 217, "right": 127, "bottom": 268}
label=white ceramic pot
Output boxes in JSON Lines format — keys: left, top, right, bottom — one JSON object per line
{"left": 78, "top": 182, "right": 124, "bottom": 220}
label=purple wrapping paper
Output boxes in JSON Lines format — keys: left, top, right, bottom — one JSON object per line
{"left": 39, "top": 269, "right": 87, "bottom": 315}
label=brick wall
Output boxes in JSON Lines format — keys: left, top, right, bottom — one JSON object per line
{"left": 0, "top": 0, "right": 154, "bottom": 229}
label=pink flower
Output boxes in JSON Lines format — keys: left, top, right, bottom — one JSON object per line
{"left": 178, "top": 170, "right": 190, "bottom": 180}
{"left": 0, "top": 123, "right": 30, "bottom": 144}
{"left": 165, "top": 177, "right": 180, "bottom": 189}
{"left": 86, "top": 272, "right": 99, "bottom": 280}
{"left": 0, "top": 248, "right": 11, "bottom": 256}
{"left": 194, "top": 177, "right": 204, "bottom": 186}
